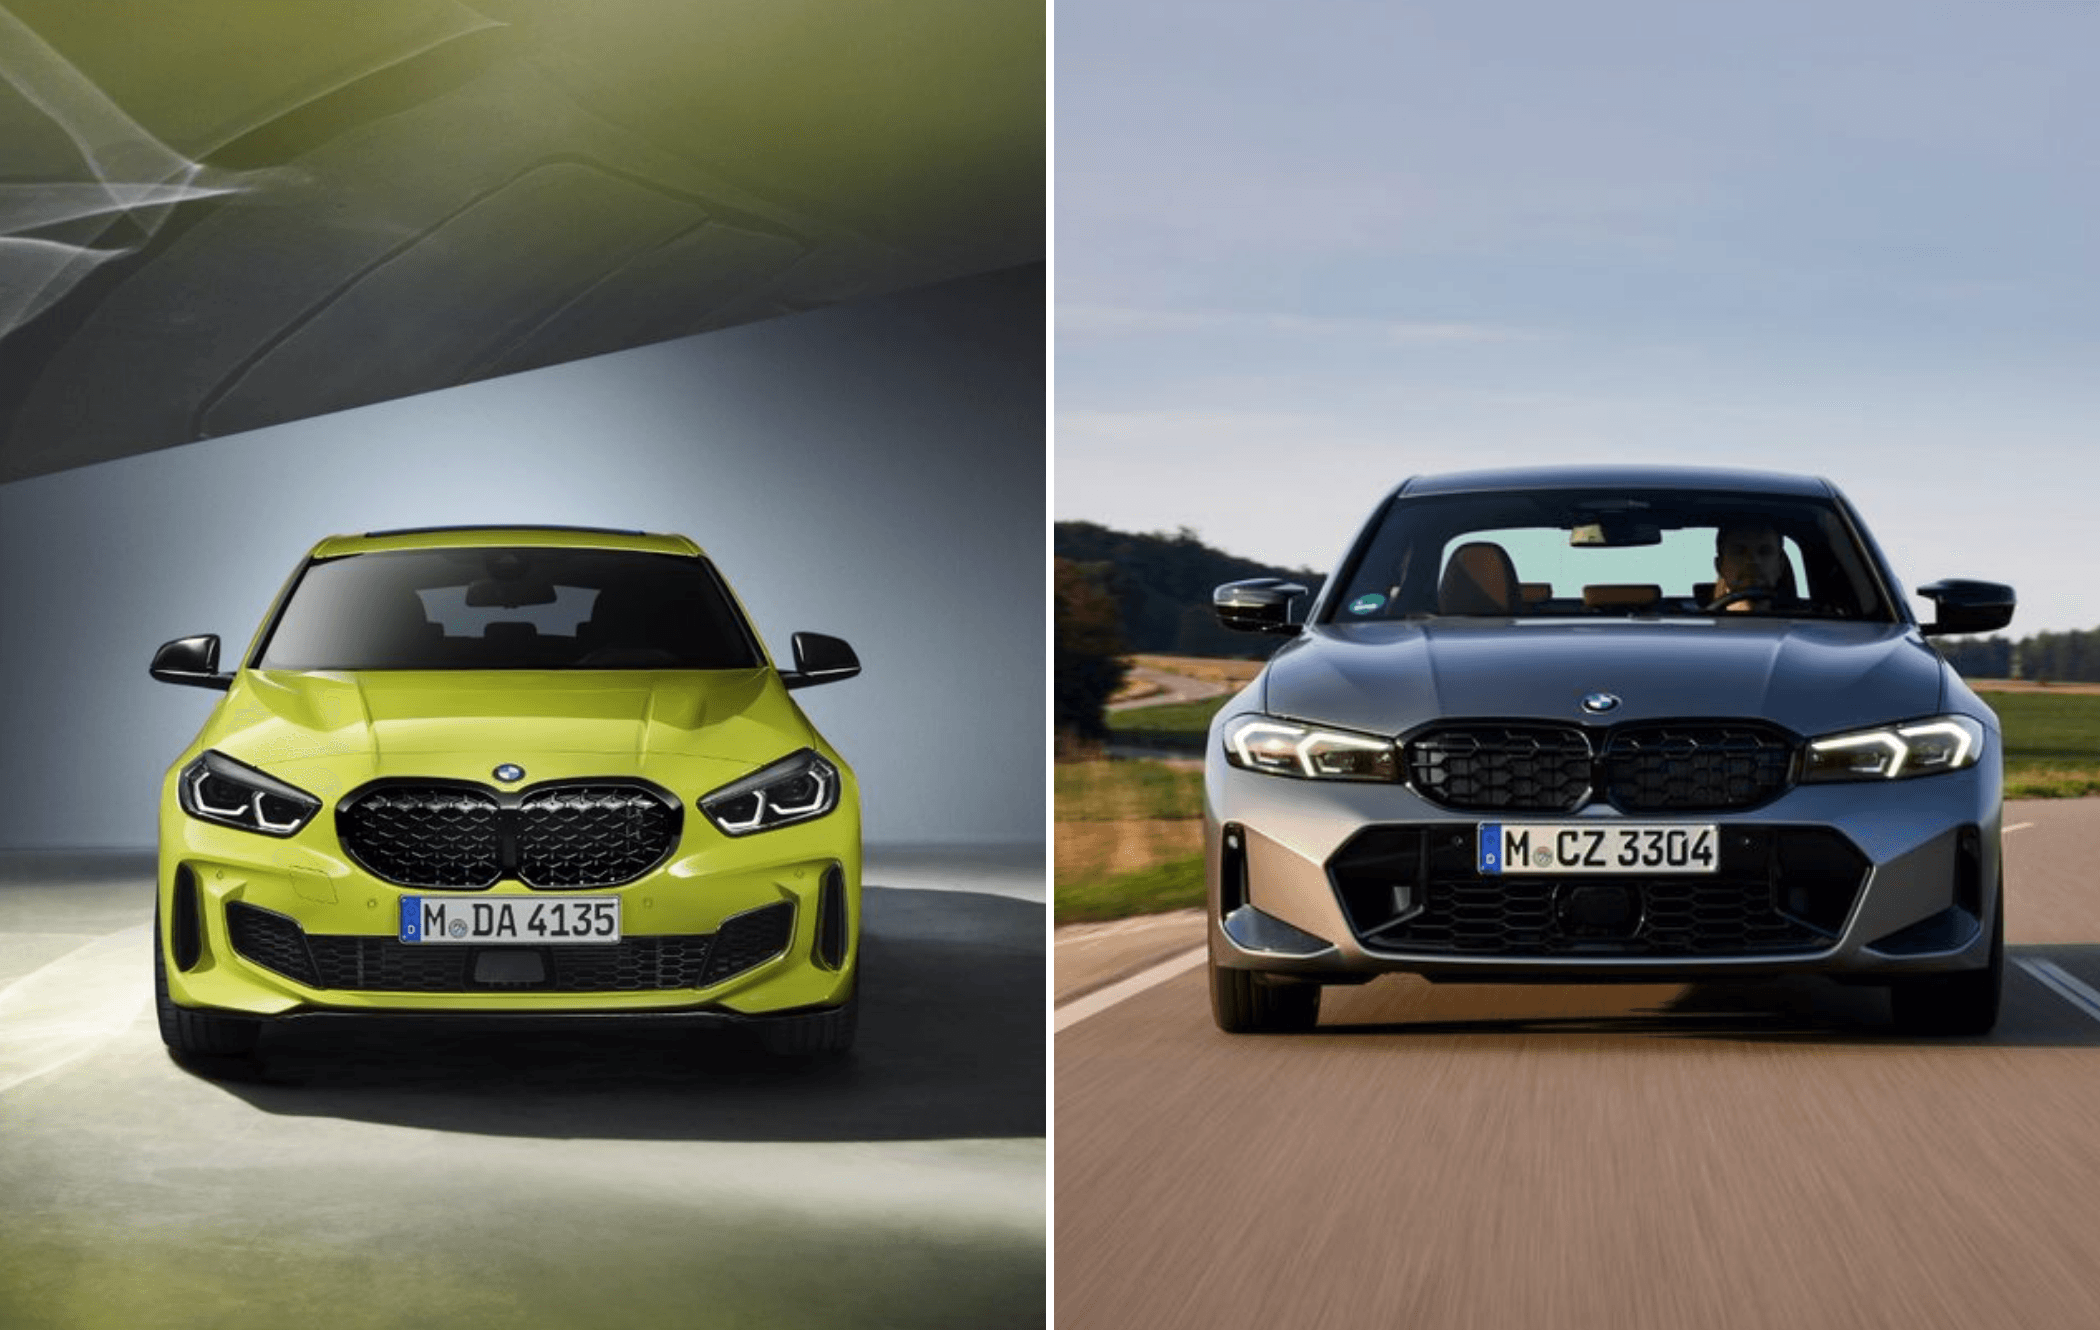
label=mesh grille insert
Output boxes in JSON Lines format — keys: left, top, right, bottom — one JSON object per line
{"left": 1406, "top": 725, "right": 1592, "bottom": 812}
{"left": 1328, "top": 825, "right": 1866, "bottom": 958}
{"left": 1403, "top": 721, "right": 1800, "bottom": 813}
{"left": 232, "top": 916, "right": 772, "bottom": 991}
{"left": 226, "top": 902, "right": 795, "bottom": 993}
{"left": 337, "top": 780, "right": 680, "bottom": 889}
{"left": 702, "top": 902, "right": 795, "bottom": 986}
{"left": 338, "top": 787, "right": 502, "bottom": 887}
{"left": 516, "top": 786, "right": 680, "bottom": 887}
{"left": 225, "top": 903, "right": 319, "bottom": 986}
{"left": 1601, "top": 723, "right": 1796, "bottom": 813}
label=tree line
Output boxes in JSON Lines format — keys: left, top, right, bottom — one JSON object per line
{"left": 1054, "top": 522, "right": 1324, "bottom": 745}
{"left": 1053, "top": 521, "right": 1324, "bottom": 657}
{"left": 1938, "top": 628, "right": 2100, "bottom": 684}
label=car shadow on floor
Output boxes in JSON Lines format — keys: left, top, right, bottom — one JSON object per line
{"left": 195, "top": 887, "right": 1044, "bottom": 1142}
{"left": 1310, "top": 944, "right": 2100, "bottom": 1049}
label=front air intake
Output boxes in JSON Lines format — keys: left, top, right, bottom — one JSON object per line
{"left": 814, "top": 866, "right": 848, "bottom": 970}
{"left": 224, "top": 901, "right": 778, "bottom": 993}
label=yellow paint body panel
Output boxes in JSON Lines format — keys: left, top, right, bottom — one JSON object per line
{"left": 157, "top": 529, "right": 859, "bottom": 1021}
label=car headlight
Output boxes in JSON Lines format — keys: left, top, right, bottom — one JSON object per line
{"left": 699, "top": 749, "right": 840, "bottom": 835}
{"left": 178, "top": 751, "right": 321, "bottom": 836}
{"left": 1800, "top": 714, "right": 1986, "bottom": 782}
{"left": 1221, "top": 714, "right": 1399, "bottom": 781}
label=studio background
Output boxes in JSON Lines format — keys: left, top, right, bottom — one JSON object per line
{"left": 0, "top": 263, "right": 1045, "bottom": 852}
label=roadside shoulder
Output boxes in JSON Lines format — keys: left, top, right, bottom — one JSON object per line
{"left": 1054, "top": 908, "right": 1205, "bottom": 1006}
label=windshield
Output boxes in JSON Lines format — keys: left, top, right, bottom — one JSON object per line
{"left": 1326, "top": 490, "right": 1895, "bottom": 623}
{"left": 256, "top": 547, "right": 763, "bottom": 670}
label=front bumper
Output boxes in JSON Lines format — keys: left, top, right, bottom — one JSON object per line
{"left": 158, "top": 805, "right": 860, "bottom": 1019}
{"left": 1204, "top": 742, "right": 2002, "bottom": 983}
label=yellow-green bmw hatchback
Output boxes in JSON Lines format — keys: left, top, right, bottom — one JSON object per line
{"left": 150, "top": 525, "right": 862, "bottom": 1059}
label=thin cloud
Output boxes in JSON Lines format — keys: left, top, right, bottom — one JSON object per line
{"left": 1059, "top": 304, "right": 1540, "bottom": 345}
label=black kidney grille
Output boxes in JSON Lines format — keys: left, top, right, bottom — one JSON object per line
{"left": 338, "top": 787, "right": 503, "bottom": 887}
{"left": 1601, "top": 724, "right": 1795, "bottom": 812}
{"left": 1327, "top": 825, "right": 1865, "bottom": 957}
{"left": 1406, "top": 725, "right": 1593, "bottom": 812}
{"left": 337, "top": 781, "right": 680, "bottom": 889}
{"left": 1404, "top": 721, "right": 1799, "bottom": 813}
{"left": 516, "top": 786, "right": 679, "bottom": 887}
{"left": 226, "top": 906, "right": 786, "bottom": 993}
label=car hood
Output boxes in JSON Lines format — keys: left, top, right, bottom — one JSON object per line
{"left": 1259, "top": 619, "right": 1952, "bottom": 738}
{"left": 202, "top": 668, "right": 811, "bottom": 770}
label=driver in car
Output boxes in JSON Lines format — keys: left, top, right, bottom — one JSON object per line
{"left": 1713, "top": 521, "right": 1791, "bottom": 612}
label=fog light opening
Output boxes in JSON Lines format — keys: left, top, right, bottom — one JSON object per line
{"left": 1221, "top": 905, "right": 1335, "bottom": 957}
{"left": 1220, "top": 824, "right": 1249, "bottom": 915}
{"left": 1955, "top": 826, "right": 1983, "bottom": 920}
{"left": 171, "top": 865, "right": 203, "bottom": 972}
{"left": 814, "top": 864, "right": 848, "bottom": 970}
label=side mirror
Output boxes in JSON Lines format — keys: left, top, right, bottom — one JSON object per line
{"left": 151, "top": 634, "right": 235, "bottom": 690}
{"left": 1917, "top": 580, "right": 2016, "bottom": 637}
{"left": 1214, "top": 579, "right": 1309, "bottom": 636}
{"left": 782, "top": 632, "right": 861, "bottom": 689}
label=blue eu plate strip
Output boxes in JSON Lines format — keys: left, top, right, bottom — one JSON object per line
{"left": 1478, "top": 824, "right": 1502, "bottom": 875}
{"left": 399, "top": 897, "right": 421, "bottom": 942}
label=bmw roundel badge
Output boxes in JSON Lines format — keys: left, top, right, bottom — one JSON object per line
{"left": 1580, "top": 692, "right": 1621, "bottom": 715}
{"left": 493, "top": 763, "right": 526, "bottom": 783}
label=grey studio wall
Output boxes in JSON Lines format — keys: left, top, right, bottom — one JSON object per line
{"left": 0, "top": 265, "right": 1045, "bottom": 851}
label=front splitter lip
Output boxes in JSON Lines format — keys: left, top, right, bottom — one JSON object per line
{"left": 238, "top": 1000, "right": 848, "bottom": 1030}
{"left": 1209, "top": 913, "right": 1990, "bottom": 981}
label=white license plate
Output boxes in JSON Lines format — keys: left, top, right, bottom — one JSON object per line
{"left": 1478, "top": 823, "right": 1719, "bottom": 875}
{"left": 398, "top": 897, "right": 620, "bottom": 943}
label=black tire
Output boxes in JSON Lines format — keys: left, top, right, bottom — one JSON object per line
{"left": 1209, "top": 956, "right": 1320, "bottom": 1033}
{"left": 153, "top": 910, "right": 260, "bottom": 1058}
{"left": 753, "top": 980, "right": 859, "bottom": 1057}
{"left": 1889, "top": 878, "right": 2004, "bottom": 1038}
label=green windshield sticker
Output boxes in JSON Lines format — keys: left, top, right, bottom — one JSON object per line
{"left": 1349, "top": 593, "right": 1386, "bottom": 615}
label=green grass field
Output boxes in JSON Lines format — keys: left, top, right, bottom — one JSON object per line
{"left": 1054, "top": 759, "right": 1203, "bottom": 821}
{"left": 1104, "top": 698, "right": 1227, "bottom": 751}
{"left": 1062, "top": 689, "right": 2100, "bottom": 922}
{"left": 1056, "top": 853, "right": 1204, "bottom": 924}
{"left": 1984, "top": 691, "right": 2100, "bottom": 796}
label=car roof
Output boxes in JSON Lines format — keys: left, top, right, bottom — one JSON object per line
{"left": 1396, "top": 465, "right": 1838, "bottom": 499}
{"left": 309, "top": 525, "right": 703, "bottom": 559}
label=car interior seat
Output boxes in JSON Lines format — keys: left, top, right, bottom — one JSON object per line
{"left": 1438, "top": 541, "right": 1521, "bottom": 615}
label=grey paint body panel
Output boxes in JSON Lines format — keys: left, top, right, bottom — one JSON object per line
{"left": 1259, "top": 620, "right": 1960, "bottom": 741}
{"left": 1204, "top": 466, "right": 2005, "bottom": 992}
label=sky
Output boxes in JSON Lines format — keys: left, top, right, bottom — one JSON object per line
{"left": 1054, "top": 0, "right": 2100, "bottom": 635}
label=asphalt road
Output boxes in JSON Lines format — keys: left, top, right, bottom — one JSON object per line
{"left": 1106, "top": 666, "right": 1230, "bottom": 712}
{"left": 1, "top": 849, "right": 1044, "bottom": 1330}
{"left": 1055, "top": 799, "right": 2100, "bottom": 1329}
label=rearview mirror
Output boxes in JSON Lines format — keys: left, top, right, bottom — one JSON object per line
{"left": 1214, "top": 579, "right": 1308, "bottom": 636}
{"left": 1569, "top": 518, "right": 1662, "bottom": 548}
{"left": 150, "top": 634, "right": 234, "bottom": 690}
{"left": 465, "top": 578, "right": 558, "bottom": 607}
{"left": 782, "top": 632, "right": 861, "bottom": 689}
{"left": 1917, "top": 579, "right": 2016, "bottom": 637}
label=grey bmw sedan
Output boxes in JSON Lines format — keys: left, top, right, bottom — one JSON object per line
{"left": 1205, "top": 466, "right": 2016, "bottom": 1036}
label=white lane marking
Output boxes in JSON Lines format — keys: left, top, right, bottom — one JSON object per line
{"left": 1055, "top": 946, "right": 1206, "bottom": 1032}
{"left": 2005, "top": 822, "right": 2034, "bottom": 834}
{"left": 1059, "top": 910, "right": 1204, "bottom": 948}
{"left": 0, "top": 923, "right": 150, "bottom": 1095}
{"left": 2017, "top": 958, "right": 2100, "bottom": 1024}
